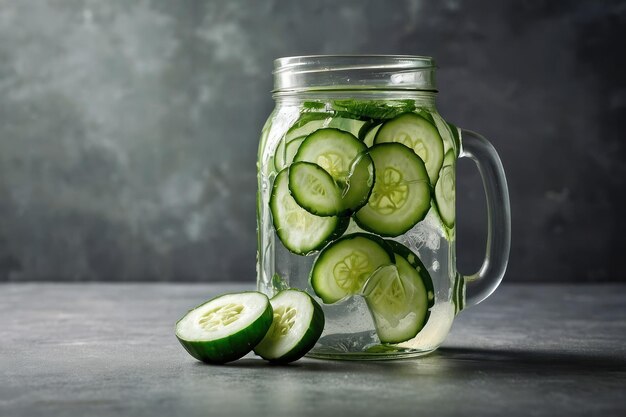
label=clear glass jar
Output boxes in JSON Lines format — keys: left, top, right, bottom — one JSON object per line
{"left": 257, "top": 56, "right": 510, "bottom": 360}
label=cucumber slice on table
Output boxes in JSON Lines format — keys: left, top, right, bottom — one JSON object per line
{"left": 176, "top": 292, "right": 273, "bottom": 364}
{"left": 374, "top": 113, "right": 444, "bottom": 184}
{"left": 254, "top": 289, "right": 325, "bottom": 363}
{"left": 355, "top": 143, "right": 431, "bottom": 237}
{"left": 434, "top": 151, "right": 456, "bottom": 228}
{"left": 363, "top": 241, "right": 434, "bottom": 344}
{"left": 288, "top": 161, "right": 342, "bottom": 217}
{"left": 294, "top": 128, "right": 374, "bottom": 213}
{"left": 310, "top": 233, "right": 394, "bottom": 304}
{"left": 271, "top": 169, "right": 347, "bottom": 255}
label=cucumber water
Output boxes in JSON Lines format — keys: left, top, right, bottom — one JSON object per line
{"left": 258, "top": 99, "right": 457, "bottom": 356}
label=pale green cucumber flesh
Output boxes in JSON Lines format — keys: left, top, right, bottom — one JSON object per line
{"left": 363, "top": 241, "right": 434, "bottom": 344}
{"left": 340, "top": 153, "right": 375, "bottom": 214}
{"left": 294, "top": 128, "right": 367, "bottom": 185}
{"left": 355, "top": 143, "right": 431, "bottom": 237}
{"left": 385, "top": 240, "right": 435, "bottom": 300}
{"left": 288, "top": 161, "right": 342, "bottom": 217}
{"left": 374, "top": 113, "right": 444, "bottom": 184}
{"left": 310, "top": 233, "right": 395, "bottom": 304}
{"left": 434, "top": 151, "right": 456, "bottom": 228}
{"left": 294, "top": 128, "right": 372, "bottom": 214}
{"left": 270, "top": 169, "right": 345, "bottom": 255}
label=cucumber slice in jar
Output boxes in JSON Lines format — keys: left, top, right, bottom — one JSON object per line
{"left": 358, "top": 121, "right": 377, "bottom": 141}
{"left": 270, "top": 169, "right": 347, "bottom": 255}
{"left": 274, "top": 136, "right": 305, "bottom": 172}
{"left": 294, "top": 128, "right": 367, "bottom": 184}
{"left": 284, "top": 113, "right": 331, "bottom": 141}
{"left": 453, "top": 273, "right": 466, "bottom": 314}
{"left": 434, "top": 151, "right": 456, "bottom": 228}
{"left": 175, "top": 292, "right": 273, "bottom": 364}
{"left": 386, "top": 240, "right": 435, "bottom": 301}
{"left": 363, "top": 241, "right": 434, "bottom": 344}
{"left": 446, "top": 122, "right": 462, "bottom": 158}
{"left": 286, "top": 114, "right": 367, "bottom": 142}
{"left": 341, "top": 153, "right": 375, "bottom": 213}
{"left": 362, "top": 124, "right": 382, "bottom": 148}
{"left": 330, "top": 118, "right": 369, "bottom": 137}
{"left": 288, "top": 161, "right": 342, "bottom": 217}
{"left": 354, "top": 143, "right": 431, "bottom": 237}
{"left": 310, "top": 233, "right": 394, "bottom": 304}
{"left": 294, "top": 128, "right": 374, "bottom": 214}
{"left": 254, "top": 289, "right": 325, "bottom": 363}
{"left": 374, "top": 113, "right": 444, "bottom": 184}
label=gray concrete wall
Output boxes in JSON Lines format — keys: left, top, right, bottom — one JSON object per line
{"left": 0, "top": 0, "right": 624, "bottom": 282}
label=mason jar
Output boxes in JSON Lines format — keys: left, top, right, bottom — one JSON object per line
{"left": 257, "top": 55, "right": 510, "bottom": 360}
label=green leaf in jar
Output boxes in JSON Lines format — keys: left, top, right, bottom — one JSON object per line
{"left": 330, "top": 99, "right": 417, "bottom": 121}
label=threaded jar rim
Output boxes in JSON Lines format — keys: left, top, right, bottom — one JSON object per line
{"left": 273, "top": 55, "right": 437, "bottom": 93}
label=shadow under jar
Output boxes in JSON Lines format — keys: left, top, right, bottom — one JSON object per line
{"left": 257, "top": 55, "right": 510, "bottom": 360}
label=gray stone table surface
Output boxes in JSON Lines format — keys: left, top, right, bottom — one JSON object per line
{"left": 1, "top": 283, "right": 625, "bottom": 417}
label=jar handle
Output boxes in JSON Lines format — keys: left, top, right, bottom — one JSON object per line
{"left": 456, "top": 128, "right": 511, "bottom": 309}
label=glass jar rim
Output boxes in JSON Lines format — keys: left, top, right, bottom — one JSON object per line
{"left": 273, "top": 55, "right": 437, "bottom": 93}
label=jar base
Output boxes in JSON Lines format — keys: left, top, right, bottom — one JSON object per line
{"left": 306, "top": 346, "right": 437, "bottom": 361}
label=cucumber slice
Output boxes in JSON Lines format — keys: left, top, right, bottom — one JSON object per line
{"left": 294, "top": 128, "right": 373, "bottom": 214}
{"left": 294, "top": 128, "right": 367, "bottom": 184}
{"left": 288, "top": 161, "right": 342, "bottom": 217}
{"left": 446, "top": 122, "right": 461, "bottom": 158}
{"left": 453, "top": 273, "right": 465, "bottom": 315}
{"left": 310, "top": 233, "right": 394, "bottom": 304}
{"left": 176, "top": 292, "right": 273, "bottom": 364}
{"left": 358, "top": 121, "right": 377, "bottom": 141}
{"left": 254, "top": 289, "right": 325, "bottom": 363}
{"left": 354, "top": 143, "right": 431, "bottom": 237}
{"left": 285, "top": 113, "right": 331, "bottom": 141}
{"left": 362, "top": 124, "right": 382, "bottom": 148}
{"left": 286, "top": 114, "right": 367, "bottom": 142}
{"left": 363, "top": 241, "right": 434, "bottom": 344}
{"left": 374, "top": 113, "right": 444, "bottom": 184}
{"left": 386, "top": 240, "right": 435, "bottom": 301}
{"left": 331, "top": 118, "right": 369, "bottom": 137}
{"left": 341, "top": 152, "right": 375, "bottom": 213}
{"left": 434, "top": 151, "right": 456, "bottom": 228}
{"left": 274, "top": 136, "right": 305, "bottom": 172}
{"left": 270, "top": 169, "right": 347, "bottom": 255}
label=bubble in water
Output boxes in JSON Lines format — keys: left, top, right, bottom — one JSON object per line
{"left": 432, "top": 260, "right": 440, "bottom": 271}
{"left": 407, "top": 220, "right": 441, "bottom": 252}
